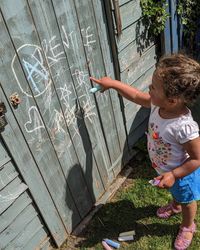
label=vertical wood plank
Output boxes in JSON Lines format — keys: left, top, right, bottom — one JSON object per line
{"left": 164, "top": 0, "right": 172, "bottom": 54}
{"left": 92, "top": 0, "right": 126, "bottom": 157}
{"left": 26, "top": 0, "right": 94, "bottom": 219}
{"left": 73, "top": 0, "right": 121, "bottom": 171}
{"left": 0, "top": 0, "right": 81, "bottom": 232}
{"left": 0, "top": 6, "right": 73, "bottom": 245}
{"left": 52, "top": 0, "right": 112, "bottom": 188}
{"left": 170, "top": 0, "right": 178, "bottom": 53}
{"left": 26, "top": 0, "right": 106, "bottom": 214}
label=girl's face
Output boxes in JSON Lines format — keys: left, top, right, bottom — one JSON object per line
{"left": 149, "top": 71, "right": 169, "bottom": 107}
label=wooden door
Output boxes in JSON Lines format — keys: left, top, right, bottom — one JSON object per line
{"left": 0, "top": 0, "right": 127, "bottom": 246}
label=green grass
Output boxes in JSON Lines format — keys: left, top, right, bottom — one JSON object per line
{"left": 72, "top": 138, "right": 200, "bottom": 250}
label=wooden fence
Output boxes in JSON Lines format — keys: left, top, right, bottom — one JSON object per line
{"left": 0, "top": 0, "right": 158, "bottom": 248}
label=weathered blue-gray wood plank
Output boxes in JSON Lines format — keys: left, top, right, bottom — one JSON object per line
{"left": 0, "top": 18, "right": 67, "bottom": 247}
{"left": 170, "top": 0, "right": 179, "bottom": 53}
{"left": 124, "top": 65, "right": 155, "bottom": 107}
{"left": 5, "top": 216, "right": 47, "bottom": 250}
{"left": 92, "top": 0, "right": 123, "bottom": 165}
{"left": 124, "top": 66, "right": 154, "bottom": 133}
{"left": 0, "top": 204, "right": 37, "bottom": 249}
{"left": 163, "top": 0, "right": 172, "bottom": 53}
{"left": 0, "top": 177, "right": 28, "bottom": 214}
{"left": 121, "top": 45, "right": 157, "bottom": 84}
{"left": 0, "top": 0, "right": 80, "bottom": 233}
{"left": 26, "top": 0, "right": 93, "bottom": 219}
{"left": 0, "top": 192, "right": 31, "bottom": 233}
{"left": 0, "top": 161, "right": 18, "bottom": 190}
{"left": 0, "top": 140, "right": 11, "bottom": 168}
{"left": 22, "top": 227, "right": 47, "bottom": 250}
{"left": 116, "top": 18, "right": 147, "bottom": 52}
{"left": 52, "top": 0, "right": 111, "bottom": 190}
{"left": 117, "top": 0, "right": 142, "bottom": 30}
{"left": 110, "top": 0, "right": 157, "bottom": 170}
{"left": 73, "top": 0, "right": 121, "bottom": 169}
{"left": 39, "top": 237, "right": 51, "bottom": 250}
{"left": 119, "top": 0, "right": 133, "bottom": 6}
{"left": 118, "top": 39, "right": 155, "bottom": 72}
{"left": 93, "top": 0, "right": 127, "bottom": 156}
{"left": 127, "top": 116, "right": 149, "bottom": 150}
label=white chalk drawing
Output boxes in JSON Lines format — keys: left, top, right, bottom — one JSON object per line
{"left": 12, "top": 25, "right": 96, "bottom": 98}
{"left": 63, "top": 102, "right": 78, "bottom": 127}
{"left": 42, "top": 84, "right": 53, "bottom": 115}
{"left": 41, "top": 36, "right": 66, "bottom": 67}
{"left": 24, "top": 106, "right": 45, "bottom": 133}
{"left": 0, "top": 185, "right": 26, "bottom": 203}
{"left": 62, "top": 25, "right": 78, "bottom": 51}
{"left": 11, "top": 25, "right": 101, "bottom": 155}
{"left": 12, "top": 44, "right": 51, "bottom": 98}
{"left": 72, "top": 69, "right": 88, "bottom": 87}
{"left": 53, "top": 109, "right": 66, "bottom": 134}
{"left": 57, "top": 84, "right": 72, "bottom": 103}
{"left": 81, "top": 26, "right": 96, "bottom": 47}
{"left": 0, "top": 172, "right": 26, "bottom": 203}
{"left": 82, "top": 100, "right": 96, "bottom": 123}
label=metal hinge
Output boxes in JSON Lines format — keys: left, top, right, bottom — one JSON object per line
{"left": 112, "top": 0, "right": 122, "bottom": 37}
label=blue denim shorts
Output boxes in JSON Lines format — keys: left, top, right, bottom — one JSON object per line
{"left": 169, "top": 167, "right": 200, "bottom": 204}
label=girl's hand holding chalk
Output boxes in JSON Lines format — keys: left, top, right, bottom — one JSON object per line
{"left": 89, "top": 85, "right": 102, "bottom": 94}
{"left": 90, "top": 76, "right": 114, "bottom": 92}
{"left": 149, "top": 179, "right": 160, "bottom": 186}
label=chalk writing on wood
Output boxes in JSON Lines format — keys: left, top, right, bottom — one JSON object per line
{"left": 0, "top": 172, "right": 26, "bottom": 203}
{"left": 11, "top": 25, "right": 100, "bottom": 154}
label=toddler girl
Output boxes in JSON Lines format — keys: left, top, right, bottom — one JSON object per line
{"left": 90, "top": 54, "right": 200, "bottom": 250}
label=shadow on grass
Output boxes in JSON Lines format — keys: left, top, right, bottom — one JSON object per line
{"left": 75, "top": 199, "right": 179, "bottom": 248}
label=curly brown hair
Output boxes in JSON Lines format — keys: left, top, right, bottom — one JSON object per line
{"left": 156, "top": 54, "right": 200, "bottom": 105}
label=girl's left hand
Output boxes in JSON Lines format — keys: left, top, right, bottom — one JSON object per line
{"left": 155, "top": 171, "right": 176, "bottom": 189}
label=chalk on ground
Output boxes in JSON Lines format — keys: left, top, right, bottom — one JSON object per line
{"left": 118, "top": 235, "right": 134, "bottom": 241}
{"left": 102, "top": 241, "right": 113, "bottom": 250}
{"left": 103, "top": 239, "right": 120, "bottom": 249}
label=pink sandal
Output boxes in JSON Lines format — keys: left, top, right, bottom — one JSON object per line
{"left": 174, "top": 222, "right": 196, "bottom": 250}
{"left": 157, "top": 202, "right": 182, "bottom": 219}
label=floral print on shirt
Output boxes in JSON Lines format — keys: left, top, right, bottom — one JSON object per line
{"left": 148, "top": 123, "right": 172, "bottom": 172}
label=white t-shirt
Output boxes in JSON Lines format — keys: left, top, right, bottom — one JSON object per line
{"left": 147, "top": 105, "right": 199, "bottom": 174}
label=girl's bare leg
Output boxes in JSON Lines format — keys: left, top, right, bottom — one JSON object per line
{"left": 180, "top": 201, "right": 197, "bottom": 240}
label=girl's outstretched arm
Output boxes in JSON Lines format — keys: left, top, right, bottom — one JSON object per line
{"left": 90, "top": 76, "right": 151, "bottom": 108}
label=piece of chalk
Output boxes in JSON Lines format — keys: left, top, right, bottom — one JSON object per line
{"left": 104, "top": 239, "right": 120, "bottom": 249}
{"left": 149, "top": 179, "right": 160, "bottom": 186}
{"left": 89, "top": 85, "right": 102, "bottom": 93}
{"left": 102, "top": 241, "right": 113, "bottom": 250}
{"left": 119, "top": 230, "right": 136, "bottom": 237}
{"left": 118, "top": 235, "right": 134, "bottom": 241}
